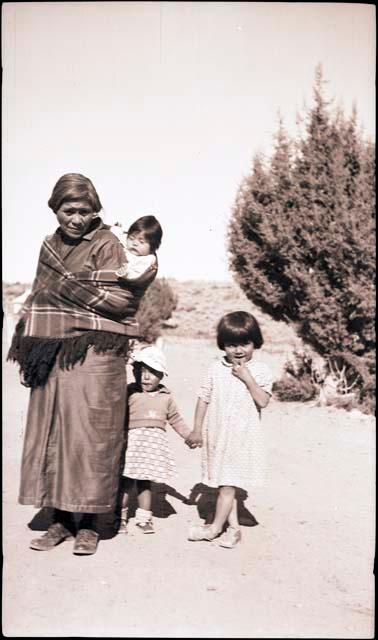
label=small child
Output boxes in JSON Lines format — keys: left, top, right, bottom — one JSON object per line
{"left": 110, "top": 215, "right": 162, "bottom": 281}
{"left": 185, "top": 311, "right": 273, "bottom": 548}
{"left": 119, "top": 345, "right": 191, "bottom": 534}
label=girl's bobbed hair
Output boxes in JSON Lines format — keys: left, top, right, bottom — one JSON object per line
{"left": 48, "top": 173, "right": 102, "bottom": 214}
{"left": 216, "top": 311, "right": 264, "bottom": 350}
{"left": 128, "top": 215, "right": 163, "bottom": 252}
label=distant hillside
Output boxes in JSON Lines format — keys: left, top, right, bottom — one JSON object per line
{"left": 3, "top": 282, "right": 30, "bottom": 300}
{"left": 2, "top": 279, "right": 305, "bottom": 358}
{"left": 163, "top": 279, "right": 304, "bottom": 355}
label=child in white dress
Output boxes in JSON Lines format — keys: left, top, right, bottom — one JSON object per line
{"left": 119, "top": 345, "right": 190, "bottom": 534}
{"left": 110, "top": 215, "right": 162, "bottom": 280}
{"left": 185, "top": 311, "right": 273, "bottom": 548}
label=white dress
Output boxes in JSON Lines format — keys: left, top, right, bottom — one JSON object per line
{"left": 199, "top": 357, "right": 273, "bottom": 489}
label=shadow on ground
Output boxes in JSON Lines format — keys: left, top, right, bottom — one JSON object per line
{"left": 27, "top": 483, "right": 188, "bottom": 539}
{"left": 187, "top": 483, "right": 259, "bottom": 527}
{"left": 27, "top": 482, "right": 258, "bottom": 538}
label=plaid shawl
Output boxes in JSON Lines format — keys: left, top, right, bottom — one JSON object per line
{"left": 8, "top": 234, "right": 157, "bottom": 388}
{"left": 20, "top": 235, "right": 157, "bottom": 339}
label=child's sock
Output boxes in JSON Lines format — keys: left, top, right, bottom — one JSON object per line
{"left": 135, "top": 508, "right": 154, "bottom": 534}
{"left": 135, "top": 507, "right": 152, "bottom": 524}
{"left": 118, "top": 507, "right": 128, "bottom": 534}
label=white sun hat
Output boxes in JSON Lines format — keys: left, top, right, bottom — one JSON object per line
{"left": 133, "top": 345, "right": 168, "bottom": 375}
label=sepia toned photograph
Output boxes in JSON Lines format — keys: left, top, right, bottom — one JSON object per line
{"left": 2, "top": 2, "right": 375, "bottom": 637}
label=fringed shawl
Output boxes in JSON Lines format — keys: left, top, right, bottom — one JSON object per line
{"left": 8, "top": 231, "right": 157, "bottom": 388}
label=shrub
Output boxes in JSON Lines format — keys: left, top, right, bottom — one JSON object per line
{"left": 135, "top": 278, "right": 178, "bottom": 343}
{"left": 273, "top": 377, "right": 317, "bottom": 402}
{"left": 273, "top": 349, "right": 321, "bottom": 402}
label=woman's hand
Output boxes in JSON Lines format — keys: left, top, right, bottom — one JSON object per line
{"left": 185, "top": 431, "right": 203, "bottom": 449}
{"left": 19, "top": 371, "right": 30, "bottom": 387}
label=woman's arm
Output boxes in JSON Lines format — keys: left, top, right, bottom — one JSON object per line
{"left": 46, "top": 235, "right": 155, "bottom": 319}
{"left": 185, "top": 397, "right": 208, "bottom": 448}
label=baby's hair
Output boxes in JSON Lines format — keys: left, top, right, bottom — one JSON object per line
{"left": 128, "top": 215, "right": 162, "bottom": 252}
{"left": 216, "top": 311, "right": 264, "bottom": 350}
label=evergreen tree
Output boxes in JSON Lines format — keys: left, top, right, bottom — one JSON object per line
{"left": 228, "top": 67, "right": 375, "bottom": 410}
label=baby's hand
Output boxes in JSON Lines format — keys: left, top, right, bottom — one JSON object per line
{"left": 231, "top": 363, "right": 252, "bottom": 384}
{"left": 115, "top": 263, "right": 129, "bottom": 278}
{"left": 185, "top": 431, "right": 203, "bottom": 449}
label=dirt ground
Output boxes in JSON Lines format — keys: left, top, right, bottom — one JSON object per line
{"left": 2, "top": 336, "right": 375, "bottom": 638}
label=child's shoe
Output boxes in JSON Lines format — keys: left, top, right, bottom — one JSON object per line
{"left": 188, "top": 524, "right": 220, "bottom": 541}
{"left": 136, "top": 520, "right": 155, "bottom": 534}
{"left": 135, "top": 507, "right": 155, "bottom": 534}
{"left": 118, "top": 519, "right": 128, "bottom": 534}
{"left": 118, "top": 507, "right": 128, "bottom": 534}
{"left": 218, "top": 527, "right": 241, "bottom": 548}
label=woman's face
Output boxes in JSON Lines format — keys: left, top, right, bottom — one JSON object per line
{"left": 55, "top": 200, "right": 96, "bottom": 239}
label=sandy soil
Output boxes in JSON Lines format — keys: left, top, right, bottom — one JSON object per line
{"left": 2, "top": 337, "right": 375, "bottom": 638}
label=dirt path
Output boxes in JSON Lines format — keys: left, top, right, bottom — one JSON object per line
{"left": 2, "top": 337, "right": 375, "bottom": 638}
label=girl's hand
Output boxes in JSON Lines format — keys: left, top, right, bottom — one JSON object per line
{"left": 185, "top": 431, "right": 203, "bottom": 449}
{"left": 231, "top": 363, "right": 252, "bottom": 384}
{"left": 232, "top": 364, "right": 271, "bottom": 408}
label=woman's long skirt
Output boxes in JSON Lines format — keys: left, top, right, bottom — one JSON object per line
{"left": 19, "top": 348, "right": 127, "bottom": 514}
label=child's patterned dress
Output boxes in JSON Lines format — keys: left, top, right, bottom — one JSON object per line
{"left": 123, "top": 383, "right": 190, "bottom": 482}
{"left": 198, "top": 357, "right": 273, "bottom": 489}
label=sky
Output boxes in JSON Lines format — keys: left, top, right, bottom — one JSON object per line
{"left": 2, "top": 2, "right": 375, "bottom": 283}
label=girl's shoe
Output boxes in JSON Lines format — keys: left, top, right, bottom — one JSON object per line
{"left": 118, "top": 520, "right": 128, "bottom": 534}
{"left": 136, "top": 520, "right": 155, "bottom": 534}
{"left": 218, "top": 527, "right": 242, "bottom": 548}
{"left": 118, "top": 506, "right": 128, "bottom": 534}
{"left": 188, "top": 524, "right": 220, "bottom": 541}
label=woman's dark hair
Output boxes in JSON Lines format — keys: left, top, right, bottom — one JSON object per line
{"left": 217, "top": 311, "right": 264, "bottom": 350}
{"left": 128, "top": 215, "right": 163, "bottom": 252}
{"left": 48, "top": 173, "right": 102, "bottom": 213}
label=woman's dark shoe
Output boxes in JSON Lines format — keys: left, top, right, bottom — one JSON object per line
{"left": 29, "top": 522, "right": 72, "bottom": 551}
{"left": 73, "top": 529, "right": 99, "bottom": 555}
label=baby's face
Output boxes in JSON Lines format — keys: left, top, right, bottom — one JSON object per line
{"left": 126, "top": 232, "right": 151, "bottom": 256}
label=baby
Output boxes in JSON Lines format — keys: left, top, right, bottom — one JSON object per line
{"left": 111, "top": 215, "right": 162, "bottom": 280}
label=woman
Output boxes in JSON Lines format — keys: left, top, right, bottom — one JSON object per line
{"left": 8, "top": 173, "right": 157, "bottom": 555}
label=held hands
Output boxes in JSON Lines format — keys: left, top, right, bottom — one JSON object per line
{"left": 185, "top": 431, "right": 203, "bottom": 449}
